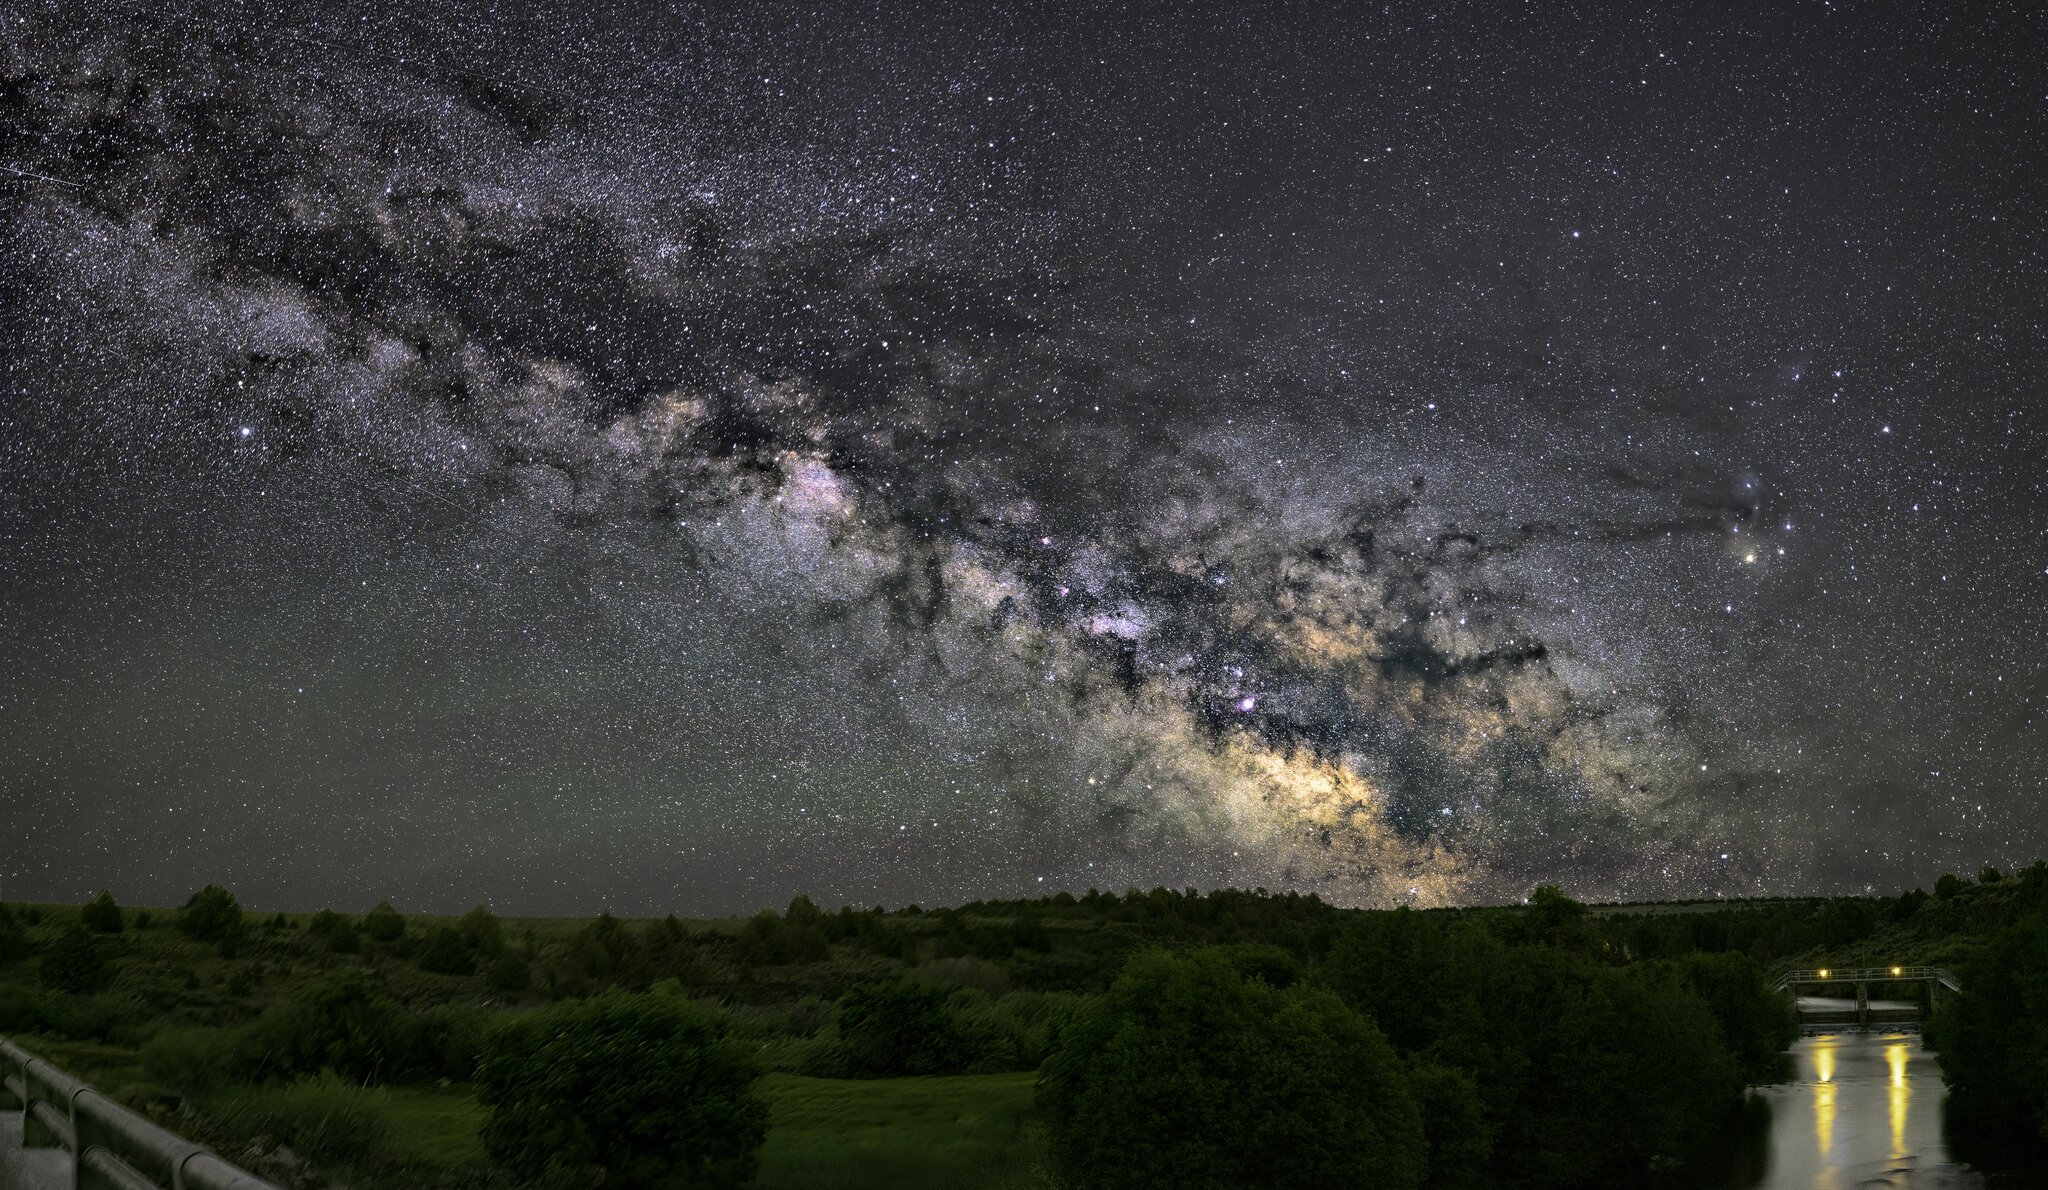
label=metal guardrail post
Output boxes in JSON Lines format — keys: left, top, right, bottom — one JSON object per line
{"left": 0, "top": 1035, "right": 283, "bottom": 1190}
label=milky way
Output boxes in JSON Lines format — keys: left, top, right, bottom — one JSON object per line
{"left": 3, "top": 1, "right": 2045, "bottom": 914}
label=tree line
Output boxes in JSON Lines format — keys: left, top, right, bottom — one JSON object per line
{"left": 2, "top": 865, "right": 2044, "bottom": 1187}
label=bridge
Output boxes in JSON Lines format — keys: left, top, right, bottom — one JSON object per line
{"left": 1772, "top": 965, "right": 1961, "bottom": 1033}
{"left": 2, "top": 1036, "right": 279, "bottom": 1190}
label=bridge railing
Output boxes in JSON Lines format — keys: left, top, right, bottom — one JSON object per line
{"left": 1772, "top": 965, "right": 1961, "bottom": 992}
{"left": 2, "top": 1035, "right": 280, "bottom": 1190}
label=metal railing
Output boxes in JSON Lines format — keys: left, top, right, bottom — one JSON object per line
{"left": 1, "top": 1035, "right": 279, "bottom": 1190}
{"left": 1772, "top": 965, "right": 1961, "bottom": 992}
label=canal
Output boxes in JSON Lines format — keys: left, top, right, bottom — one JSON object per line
{"left": 1709, "top": 1032, "right": 2022, "bottom": 1189}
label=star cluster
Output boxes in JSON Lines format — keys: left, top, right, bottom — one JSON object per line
{"left": 2, "top": 0, "right": 2044, "bottom": 913}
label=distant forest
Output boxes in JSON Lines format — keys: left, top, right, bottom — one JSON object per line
{"left": 4, "top": 864, "right": 2046, "bottom": 1189}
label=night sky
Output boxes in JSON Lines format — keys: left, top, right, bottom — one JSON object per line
{"left": 3, "top": 0, "right": 2044, "bottom": 916}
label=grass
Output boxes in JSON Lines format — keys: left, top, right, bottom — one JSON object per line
{"left": 4, "top": 1028, "right": 1049, "bottom": 1189}
{"left": 753, "top": 1071, "right": 1047, "bottom": 1190}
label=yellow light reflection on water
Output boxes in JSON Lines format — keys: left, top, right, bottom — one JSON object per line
{"left": 1888, "top": 1041, "right": 1911, "bottom": 1159}
{"left": 1814, "top": 1042, "right": 1836, "bottom": 1157}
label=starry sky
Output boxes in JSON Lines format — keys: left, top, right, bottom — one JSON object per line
{"left": 3, "top": 0, "right": 2045, "bottom": 915}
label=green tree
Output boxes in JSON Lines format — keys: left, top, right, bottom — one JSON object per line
{"left": 179, "top": 884, "right": 244, "bottom": 943}
{"left": 1038, "top": 948, "right": 1426, "bottom": 1190}
{"left": 1670, "top": 951, "right": 1799, "bottom": 1084}
{"left": 39, "top": 924, "right": 111, "bottom": 994}
{"left": 1408, "top": 1060, "right": 1492, "bottom": 1190}
{"left": 240, "top": 969, "right": 416, "bottom": 1083}
{"left": 458, "top": 904, "right": 504, "bottom": 958}
{"left": 477, "top": 990, "right": 767, "bottom": 1189}
{"left": 80, "top": 890, "right": 124, "bottom": 934}
{"left": 837, "top": 982, "right": 969, "bottom": 1077}
{"left": 362, "top": 900, "right": 405, "bottom": 943}
{"left": 1930, "top": 912, "right": 2048, "bottom": 1148}
{"left": 1935, "top": 872, "right": 1967, "bottom": 899}
{"left": 556, "top": 912, "right": 647, "bottom": 993}
{"left": 1525, "top": 884, "right": 1589, "bottom": 946}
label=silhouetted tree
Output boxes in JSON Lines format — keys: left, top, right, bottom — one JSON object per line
{"left": 179, "top": 884, "right": 243, "bottom": 943}
{"left": 458, "top": 904, "right": 504, "bottom": 958}
{"left": 362, "top": 900, "right": 405, "bottom": 943}
{"left": 80, "top": 890, "right": 123, "bottom": 934}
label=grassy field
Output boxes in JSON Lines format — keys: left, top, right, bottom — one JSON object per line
{"left": 755, "top": 1071, "right": 1046, "bottom": 1190}
{"left": 5, "top": 1029, "right": 1044, "bottom": 1189}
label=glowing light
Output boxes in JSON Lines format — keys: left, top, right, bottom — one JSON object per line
{"left": 1887, "top": 1042, "right": 1910, "bottom": 1159}
{"left": 1237, "top": 696, "right": 1257, "bottom": 712}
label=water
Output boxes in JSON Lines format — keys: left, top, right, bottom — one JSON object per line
{"left": 1725, "top": 1033, "right": 1991, "bottom": 1190}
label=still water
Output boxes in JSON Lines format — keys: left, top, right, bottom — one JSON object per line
{"left": 1728, "top": 1032, "right": 1988, "bottom": 1190}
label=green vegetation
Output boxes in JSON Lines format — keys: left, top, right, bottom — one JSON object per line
{"left": 0, "top": 868, "right": 2044, "bottom": 1186}
{"left": 1040, "top": 947, "right": 1425, "bottom": 1190}
{"left": 754, "top": 1071, "right": 1043, "bottom": 1190}
{"left": 479, "top": 989, "right": 767, "bottom": 1188}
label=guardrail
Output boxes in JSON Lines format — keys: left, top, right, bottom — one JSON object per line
{"left": 1772, "top": 965, "right": 1961, "bottom": 992}
{"left": 1, "top": 1035, "right": 279, "bottom": 1190}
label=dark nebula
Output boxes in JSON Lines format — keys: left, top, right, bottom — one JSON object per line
{"left": 3, "top": 0, "right": 2044, "bottom": 913}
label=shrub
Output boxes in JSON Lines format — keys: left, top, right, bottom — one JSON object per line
{"left": 488, "top": 949, "right": 532, "bottom": 993}
{"left": 40, "top": 925, "right": 111, "bottom": 994}
{"left": 327, "top": 920, "right": 361, "bottom": 954}
{"left": 458, "top": 904, "right": 504, "bottom": 959}
{"left": 142, "top": 1025, "right": 234, "bottom": 1099}
{"left": 240, "top": 969, "right": 416, "bottom": 1083}
{"left": 361, "top": 901, "right": 405, "bottom": 943}
{"left": 421, "top": 1002, "right": 498, "bottom": 1080}
{"left": 179, "top": 885, "right": 243, "bottom": 943}
{"left": 81, "top": 890, "right": 124, "bottom": 934}
{"left": 307, "top": 908, "right": 345, "bottom": 937}
{"left": 477, "top": 990, "right": 768, "bottom": 1189}
{"left": 0, "top": 903, "right": 28, "bottom": 963}
{"left": 1037, "top": 948, "right": 1426, "bottom": 1190}
{"left": 415, "top": 926, "right": 477, "bottom": 976}
{"left": 219, "top": 1072, "right": 396, "bottom": 1166}
{"left": 837, "top": 981, "right": 970, "bottom": 1077}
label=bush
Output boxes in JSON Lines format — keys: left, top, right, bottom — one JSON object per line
{"left": 327, "top": 920, "right": 361, "bottom": 954}
{"left": 837, "top": 981, "right": 971, "bottom": 1077}
{"left": 415, "top": 926, "right": 477, "bottom": 976}
{"left": 180, "top": 885, "right": 244, "bottom": 943}
{"left": 459, "top": 904, "right": 504, "bottom": 958}
{"left": 240, "top": 969, "right": 416, "bottom": 1083}
{"left": 1038, "top": 948, "right": 1426, "bottom": 1190}
{"left": 40, "top": 924, "right": 111, "bottom": 994}
{"left": 0, "top": 903, "right": 30, "bottom": 963}
{"left": 362, "top": 901, "right": 405, "bottom": 943}
{"left": 142, "top": 1026, "right": 234, "bottom": 1099}
{"left": 488, "top": 949, "right": 532, "bottom": 993}
{"left": 420, "top": 1002, "right": 497, "bottom": 1080}
{"left": 477, "top": 990, "right": 768, "bottom": 1189}
{"left": 308, "top": 908, "right": 345, "bottom": 937}
{"left": 81, "top": 890, "right": 124, "bottom": 934}
{"left": 219, "top": 1072, "right": 396, "bottom": 1166}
